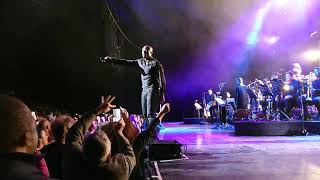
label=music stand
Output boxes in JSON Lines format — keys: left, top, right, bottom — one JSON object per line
{"left": 258, "top": 84, "right": 273, "bottom": 97}
{"left": 214, "top": 97, "right": 226, "bottom": 106}
{"left": 194, "top": 102, "right": 202, "bottom": 118}
{"left": 246, "top": 88, "right": 257, "bottom": 99}
{"left": 258, "top": 84, "right": 274, "bottom": 117}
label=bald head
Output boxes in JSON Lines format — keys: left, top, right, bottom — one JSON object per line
{"left": 0, "top": 95, "right": 38, "bottom": 154}
{"left": 142, "top": 45, "right": 153, "bottom": 59}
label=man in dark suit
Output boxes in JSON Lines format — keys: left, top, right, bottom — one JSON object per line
{"left": 235, "top": 77, "right": 249, "bottom": 110}
{"left": 283, "top": 71, "right": 303, "bottom": 118}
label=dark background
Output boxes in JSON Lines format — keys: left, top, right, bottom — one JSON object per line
{"left": 1, "top": 0, "right": 319, "bottom": 120}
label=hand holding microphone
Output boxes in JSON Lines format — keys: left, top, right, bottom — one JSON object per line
{"left": 100, "top": 56, "right": 112, "bottom": 63}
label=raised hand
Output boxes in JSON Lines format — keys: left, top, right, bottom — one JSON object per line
{"left": 95, "top": 95, "right": 116, "bottom": 115}
{"left": 156, "top": 103, "right": 170, "bottom": 122}
{"left": 120, "top": 107, "right": 130, "bottom": 121}
{"left": 160, "top": 103, "right": 170, "bottom": 114}
{"left": 115, "top": 118, "right": 126, "bottom": 135}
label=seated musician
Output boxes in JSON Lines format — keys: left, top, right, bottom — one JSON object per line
{"left": 222, "top": 91, "right": 235, "bottom": 123}
{"left": 291, "top": 63, "right": 303, "bottom": 81}
{"left": 270, "top": 73, "right": 283, "bottom": 111}
{"left": 312, "top": 67, "right": 320, "bottom": 120}
{"left": 205, "top": 89, "right": 217, "bottom": 119}
{"left": 235, "top": 77, "right": 249, "bottom": 110}
{"left": 283, "top": 71, "right": 303, "bottom": 118}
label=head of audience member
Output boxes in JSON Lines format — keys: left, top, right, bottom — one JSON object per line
{"left": 88, "top": 120, "right": 98, "bottom": 134}
{"left": 82, "top": 131, "right": 111, "bottom": 165}
{"left": 52, "top": 115, "right": 75, "bottom": 144}
{"left": 0, "top": 95, "right": 38, "bottom": 154}
{"left": 130, "top": 114, "right": 143, "bottom": 133}
{"left": 36, "top": 127, "right": 49, "bottom": 150}
{"left": 37, "top": 117, "right": 52, "bottom": 143}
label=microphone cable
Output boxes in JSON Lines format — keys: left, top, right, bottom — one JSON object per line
{"left": 104, "top": 0, "right": 142, "bottom": 50}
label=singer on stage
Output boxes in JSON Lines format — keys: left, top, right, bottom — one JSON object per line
{"left": 103, "top": 45, "right": 166, "bottom": 128}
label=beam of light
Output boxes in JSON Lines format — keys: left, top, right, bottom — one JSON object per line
{"left": 246, "top": 5, "right": 270, "bottom": 45}
{"left": 303, "top": 49, "right": 320, "bottom": 61}
{"left": 236, "top": 2, "right": 271, "bottom": 74}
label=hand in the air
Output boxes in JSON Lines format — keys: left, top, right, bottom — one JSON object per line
{"left": 115, "top": 118, "right": 126, "bottom": 135}
{"left": 95, "top": 95, "right": 116, "bottom": 115}
{"left": 160, "top": 103, "right": 170, "bottom": 114}
{"left": 120, "top": 107, "right": 129, "bottom": 119}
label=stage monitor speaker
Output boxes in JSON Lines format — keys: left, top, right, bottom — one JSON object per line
{"left": 148, "top": 140, "right": 183, "bottom": 161}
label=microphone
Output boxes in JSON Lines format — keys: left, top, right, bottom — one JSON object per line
{"left": 100, "top": 56, "right": 111, "bottom": 62}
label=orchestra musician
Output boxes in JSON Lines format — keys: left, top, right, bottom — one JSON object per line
{"left": 204, "top": 89, "right": 217, "bottom": 119}
{"left": 270, "top": 72, "right": 284, "bottom": 112}
{"left": 235, "top": 77, "right": 249, "bottom": 110}
{"left": 282, "top": 71, "right": 303, "bottom": 118}
{"left": 312, "top": 67, "right": 320, "bottom": 120}
{"left": 291, "top": 63, "right": 303, "bottom": 81}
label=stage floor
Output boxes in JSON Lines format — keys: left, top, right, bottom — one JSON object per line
{"left": 158, "top": 122, "right": 320, "bottom": 180}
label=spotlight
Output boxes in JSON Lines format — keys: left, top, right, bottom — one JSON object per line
{"left": 266, "top": 36, "right": 280, "bottom": 44}
{"left": 303, "top": 49, "right": 320, "bottom": 61}
{"left": 273, "top": 0, "right": 288, "bottom": 7}
{"left": 283, "top": 84, "right": 290, "bottom": 91}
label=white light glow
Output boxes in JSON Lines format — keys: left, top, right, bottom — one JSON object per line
{"left": 273, "top": 0, "right": 288, "bottom": 7}
{"left": 304, "top": 49, "right": 320, "bottom": 61}
{"left": 283, "top": 84, "right": 290, "bottom": 91}
{"left": 266, "top": 36, "right": 280, "bottom": 44}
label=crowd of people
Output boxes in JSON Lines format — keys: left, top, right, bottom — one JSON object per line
{"left": 0, "top": 94, "right": 170, "bottom": 180}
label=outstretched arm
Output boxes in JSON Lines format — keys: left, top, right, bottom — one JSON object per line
{"left": 133, "top": 103, "right": 170, "bottom": 157}
{"left": 66, "top": 95, "right": 116, "bottom": 152}
{"left": 101, "top": 56, "right": 139, "bottom": 66}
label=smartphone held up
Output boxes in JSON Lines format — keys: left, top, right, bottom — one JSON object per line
{"left": 112, "top": 108, "right": 121, "bottom": 122}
